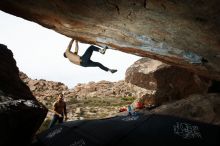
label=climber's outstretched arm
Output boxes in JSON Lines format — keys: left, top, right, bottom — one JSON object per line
{"left": 75, "top": 40, "right": 79, "bottom": 55}
{"left": 66, "top": 39, "right": 74, "bottom": 52}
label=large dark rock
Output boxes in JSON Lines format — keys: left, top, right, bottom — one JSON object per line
{"left": 0, "top": 44, "right": 47, "bottom": 146}
{"left": 125, "top": 58, "right": 211, "bottom": 105}
{"left": 0, "top": 0, "right": 220, "bottom": 80}
{"left": 208, "top": 80, "right": 220, "bottom": 93}
{"left": 0, "top": 44, "right": 33, "bottom": 100}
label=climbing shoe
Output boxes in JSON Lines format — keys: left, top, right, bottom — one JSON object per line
{"left": 99, "top": 46, "right": 108, "bottom": 54}
{"left": 109, "top": 69, "right": 117, "bottom": 73}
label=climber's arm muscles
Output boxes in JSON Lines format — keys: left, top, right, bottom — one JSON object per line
{"left": 66, "top": 39, "right": 74, "bottom": 52}
{"left": 75, "top": 40, "right": 79, "bottom": 55}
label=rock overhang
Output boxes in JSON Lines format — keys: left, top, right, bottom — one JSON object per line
{"left": 0, "top": 0, "right": 219, "bottom": 80}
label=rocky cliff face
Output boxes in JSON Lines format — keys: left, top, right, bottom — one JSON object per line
{"left": 0, "top": 0, "right": 220, "bottom": 80}
{"left": 0, "top": 44, "right": 47, "bottom": 146}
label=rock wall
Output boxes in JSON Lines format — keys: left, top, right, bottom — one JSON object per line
{"left": 0, "top": 0, "right": 220, "bottom": 80}
{"left": 0, "top": 44, "right": 47, "bottom": 146}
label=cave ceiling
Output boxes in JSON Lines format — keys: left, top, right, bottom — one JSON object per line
{"left": 0, "top": 0, "right": 220, "bottom": 80}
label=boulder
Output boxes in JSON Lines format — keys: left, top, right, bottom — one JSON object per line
{"left": 151, "top": 93, "right": 220, "bottom": 125}
{"left": 125, "top": 58, "right": 211, "bottom": 105}
{"left": 0, "top": 44, "right": 47, "bottom": 146}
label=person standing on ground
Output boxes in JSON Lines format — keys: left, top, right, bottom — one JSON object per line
{"left": 48, "top": 94, "right": 68, "bottom": 128}
{"left": 63, "top": 39, "right": 117, "bottom": 73}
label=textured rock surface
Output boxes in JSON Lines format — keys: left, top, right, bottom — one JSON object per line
{"left": 125, "top": 58, "right": 211, "bottom": 105}
{"left": 71, "top": 80, "right": 150, "bottom": 98}
{"left": 20, "top": 72, "right": 68, "bottom": 99}
{"left": 0, "top": 0, "right": 220, "bottom": 80}
{"left": 19, "top": 72, "right": 148, "bottom": 100}
{"left": 0, "top": 44, "right": 47, "bottom": 146}
{"left": 150, "top": 93, "right": 220, "bottom": 125}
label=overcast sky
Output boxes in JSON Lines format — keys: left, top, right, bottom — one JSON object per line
{"left": 0, "top": 11, "right": 141, "bottom": 88}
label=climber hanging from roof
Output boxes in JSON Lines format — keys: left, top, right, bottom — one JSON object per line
{"left": 63, "top": 39, "right": 117, "bottom": 73}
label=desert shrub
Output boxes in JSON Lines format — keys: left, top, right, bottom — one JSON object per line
{"left": 121, "top": 96, "right": 136, "bottom": 102}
